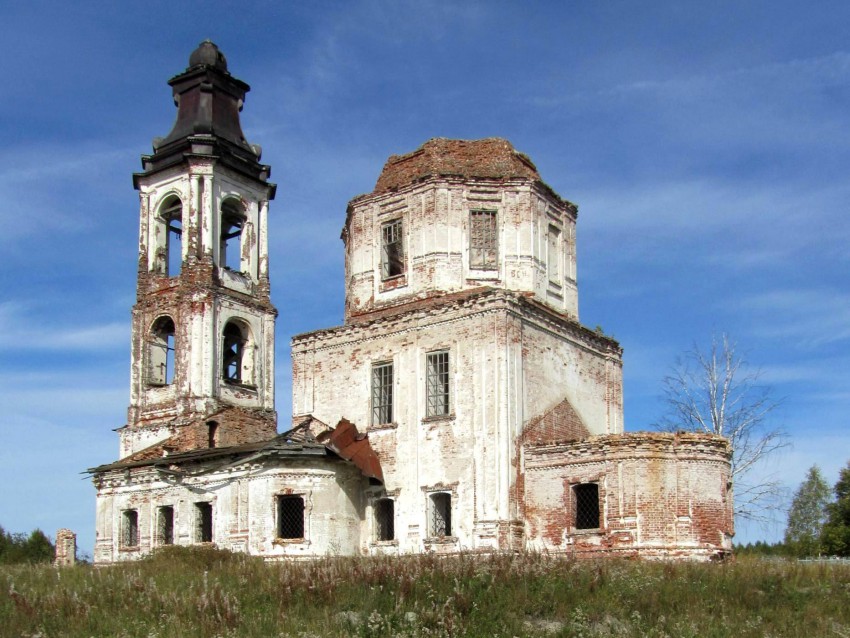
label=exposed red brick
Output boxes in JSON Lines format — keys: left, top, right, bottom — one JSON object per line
{"left": 372, "top": 138, "right": 540, "bottom": 194}
{"left": 522, "top": 398, "right": 590, "bottom": 445}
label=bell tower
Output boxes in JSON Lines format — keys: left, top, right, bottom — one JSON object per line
{"left": 122, "top": 41, "right": 277, "bottom": 458}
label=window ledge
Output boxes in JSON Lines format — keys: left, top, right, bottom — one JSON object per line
{"left": 119, "top": 545, "right": 140, "bottom": 552}
{"left": 424, "top": 536, "right": 458, "bottom": 545}
{"left": 379, "top": 275, "right": 407, "bottom": 292}
{"left": 273, "top": 537, "right": 310, "bottom": 546}
{"left": 370, "top": 540, "right": 399, "bottom": 547}
{"left": 368, "top": 422, "right": 398, "bottom": 432}
{"left": 223, "top": 379, "right": 258, "bottom": 390}
{"left": 220, "top": 266, "right": 252, "bottom": 281}
{"left": 422, "top": 413, "right": 455, "bottom": 425}
{"left": 571, "top": 528, "right": 603, "bottom": 536}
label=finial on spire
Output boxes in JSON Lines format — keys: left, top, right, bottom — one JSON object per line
{"left": 188, "top": 40, "right": 228, "bottom": 71}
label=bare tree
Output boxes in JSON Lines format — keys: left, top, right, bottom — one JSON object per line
{"left": 657, "top": 333, "right": 787, "bottom": 522}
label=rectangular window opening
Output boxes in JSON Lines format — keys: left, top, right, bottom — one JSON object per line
{"left": 375, "top": 498, "right": 395, "bottom": 541}
{"left": 277, "top": 495, "right": 305, "bottom": 540}
{"left": 430, "top": 492, "right": 452, "bottom": 537}
{"left": 426, "top": 351, "right": 450, "bottom": 417}
{"left": 547, "top": 225, "right": 561, "bottom": 283}
{"left": 195, "top": 502, "right": 213, "bottom": 543}
{"left": 469, "top": 210, "right": 498, "bottom": 269}
{"left": 573, "top": 483, "right": 600, "bottom": 530}
{"left": 157, "top": 506, "right": 174, "bottom": 545}
{"left": 371, "top": 362, "right": 394, "bottom": 425}
{"left": 122, "top": 510, "right": 139, "bottom": 548}
{"left": 381, "top": 220, "right": 405, "bottom": 279}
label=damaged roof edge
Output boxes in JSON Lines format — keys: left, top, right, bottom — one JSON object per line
{"left": 87, "top": 418, "right": 385, "bottom": 484}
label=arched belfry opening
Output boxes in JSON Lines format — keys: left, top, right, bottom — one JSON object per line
{"left": 159, "top": 197, "right": 183, "bottom": 276}
{"left": 220, "top": 199, "right": 245, "bottom": 272}
{"left": 148, "top": 316, "right": 175, "bottom": 386}
{"left": 222, "top": 320, "right": 254, "bottom": 385}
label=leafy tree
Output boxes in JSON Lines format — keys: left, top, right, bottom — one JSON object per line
{"left": 24, "top": 529, "right": 55, "bottom": 563}
{"left": 0, "top": 525, "right": 55, "bottom": 565}
{"left": 656, "top": 334, "right": 787, "bottom": 522}
{"left": 821, "top": 461, "right": 850, "bottom": 556}
{"left": 784, "top": 465, "right": 831, "bottom": 557}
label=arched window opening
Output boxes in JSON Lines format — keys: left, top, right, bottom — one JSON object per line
{"left": 161, "top": 197, "right": 183, "bottom": 277}
{"left": 220, "top": 200, "right": 245, "bottom": 272}
{"left": 222, "top": 321, "right": 251, "bottom": 384}
{"left": 149, "top": 316, "right": 176, "bottom": 386}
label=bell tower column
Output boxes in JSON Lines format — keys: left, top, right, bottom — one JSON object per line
{"left": 121, "top": 41, "right": 278, "bottom": 459}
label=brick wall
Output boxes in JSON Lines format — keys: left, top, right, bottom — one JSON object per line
{"left": 522, "top": 432, "right": 733, "bottom": 560}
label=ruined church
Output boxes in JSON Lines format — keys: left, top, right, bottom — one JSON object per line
{"left": 89, "top": 42, "right": 734, "bottom": 562}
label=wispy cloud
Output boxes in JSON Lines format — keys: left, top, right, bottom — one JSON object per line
{"left": 527, "top": 51, "right": 850, "bottom": 109}
{"left": 612, "top": 51, "right": 850, "bottom": 97}
{"left": 0, "top": 143, "right": 133, "bottom": 244}
{"left": 0, "top": 301, "right": 128, "bottom": 352}
{"left": 740, "top": 289, "right": 850, "bottom": 348}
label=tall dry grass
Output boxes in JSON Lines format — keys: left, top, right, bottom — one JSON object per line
{"left": 1, "top": 547, "right": 848, "bottom": 637}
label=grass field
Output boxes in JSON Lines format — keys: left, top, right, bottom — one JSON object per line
{"left": 1, "top": 547, "right": 848, "bottom": 637}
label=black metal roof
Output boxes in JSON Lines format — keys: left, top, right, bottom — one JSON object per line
{"left": 133, "top": 41, "right": 275, "bottom": 193}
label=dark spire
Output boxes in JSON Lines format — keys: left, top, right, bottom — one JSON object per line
{"left": 135, "top": 41, "right": 271, "bottom": 187}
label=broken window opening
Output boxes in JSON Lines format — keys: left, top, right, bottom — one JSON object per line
{"left": 381, "top": 219, "right": 405, "bottom": 279}
{"left": 122, "top": 510, "right": 139, "bottom": 548}
{"left": 429, "top": 492, "right": 452, "bottom": 537}
{"left": 375, "top": 498, "right": 395, "bottom": 541}
{"left": 469, "top": 210, "right": 498, "bottom": 269}
{"left": 161, "top": 198, "right": 183, "bottom": 277}
{"left": 222, "top": 322, "right": 247, "bottom": 383}
{"left": 157, "top": 506, "right": 174, "bottom": 545}
{"left": 207, "top": 421, "right": 219, "bottom": 448}
{"left": 220, "top": 200, "right": 245, "bottom": 272}
{"left": 194, "top": 502, "right": 213, "bottom": 543}
{"left": 148, "top": 316, "right": 176, "bottom": 386}
{"left": 371, "top": 362, "right": 394, "bottom": 425}
{"left": 277, "top": 495, "right": 305, "bottom": 540}
{"left": 573, "top": 483, "right": 600, "bottom": 530}
{"left": 426, "top": 351, "right": 450, "bottom": 417}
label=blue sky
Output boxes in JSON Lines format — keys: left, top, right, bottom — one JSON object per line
{"left": 1, "top": 1, "right": 848, "bottom": 556}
